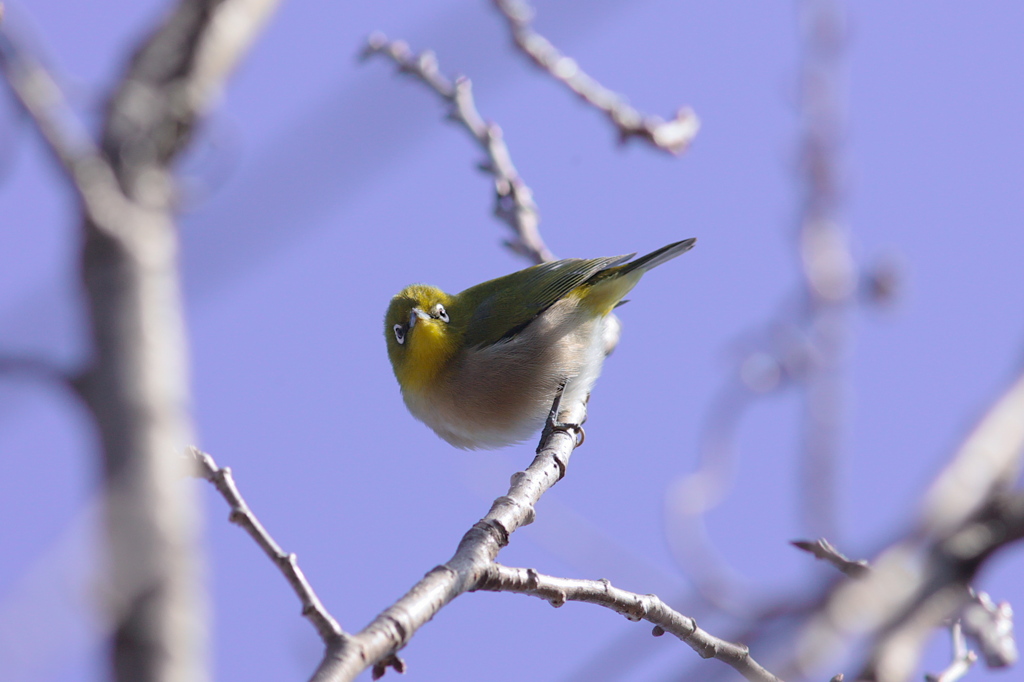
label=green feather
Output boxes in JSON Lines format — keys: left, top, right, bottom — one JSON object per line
{"left": 452, "top": 255, "right": 631, "bottom": 349}
{"left": 442, "top": 238, "right": 696, "bottom": 350}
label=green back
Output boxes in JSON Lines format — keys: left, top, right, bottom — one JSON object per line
{"left": 452, "top": 255, "right": 632, "bottom": 349}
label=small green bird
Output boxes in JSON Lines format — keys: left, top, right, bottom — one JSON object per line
{"left": 384, "top": 238, "right": 696, "bottom": 449}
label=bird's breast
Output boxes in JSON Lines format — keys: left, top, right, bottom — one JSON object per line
{"left": 402, "top": 300, "right": 609, "bottom": 449}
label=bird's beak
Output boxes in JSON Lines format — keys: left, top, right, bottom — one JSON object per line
{"left": 409, "top": 308, "right": 430, "bottom": 328}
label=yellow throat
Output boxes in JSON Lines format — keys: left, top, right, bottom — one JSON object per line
{"left": 397, "top": 315, "right": 458, "bottom": 395}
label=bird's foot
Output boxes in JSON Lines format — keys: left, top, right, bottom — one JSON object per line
{"left": 549, "top": 420, "right": 585, "bottom": 448}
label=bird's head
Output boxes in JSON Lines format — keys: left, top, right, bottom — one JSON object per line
{"left": 384, "top": 284, "right": 458, "bottom": 394}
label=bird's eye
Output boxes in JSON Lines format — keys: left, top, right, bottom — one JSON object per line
{"left": 393, "top": 324, "right": 406, "bottom": 345}
{"left": 433, "top": 303, "right": 449, "bottom": 323}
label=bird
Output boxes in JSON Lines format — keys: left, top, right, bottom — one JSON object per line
{"left": 383, "top": 238, "right": 696, "bottom": 449}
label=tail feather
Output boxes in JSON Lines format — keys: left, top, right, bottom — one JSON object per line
{"left": 619, "top": 238, "right": 697, "bottom": 275}
{"left": 579, "top": 238, "right": 696, "bottom": 315}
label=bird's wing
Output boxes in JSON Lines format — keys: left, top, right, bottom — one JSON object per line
{"left": 459, "top": 255, "right": 633, "bottom": 349}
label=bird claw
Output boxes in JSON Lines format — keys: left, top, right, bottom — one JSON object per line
{"left": 550, "top": 420, "right": 585, "bottom": 448}
{"left": 540, "top": 378, "right": 587, "bottom": 463}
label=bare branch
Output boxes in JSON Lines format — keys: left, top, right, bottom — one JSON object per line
{"left": 188, "top": 447, "right": 346, "bottom": 646}
{"left": 795, "top": 0, "right": 854, "bottom": 542}
{"left": 925, "top": 621, "right": 977, "bottom": 682}
{"left": 664, "top": 0, "right": 857, "bottom": 611}
{"left": 777, "top": 368, "right": 1024, "bottom": 681}
{"left": 362, "top": 33, "right": 553, "bottom": 264}
{"left": 100, "top": 0, "right": 280, "bottom": 192}
{"left": 962, "top": 589, "right": 1018, "bottom": 668}
{"left": 792, "top": 538, "right": 869, "bottom": 578}
{"left": 308, "top": 394, "right": 587, "bottom": 681}
{"left": 1, "top": 1, "right": 282, "bottom": 680}
{"left": 477, "top": 563, "right": 785, "bottom": 682}
{"left": 492, "top": 0, "right": 699, "bottom": 155}
{"left": 0, "top": 23, "right": 138, "bottom": 238}
{"left": 921, "top": 370, "right": 1024, "bottom": 538}
{"left": 0, "top": 354, "right": 82, "bottom": 393}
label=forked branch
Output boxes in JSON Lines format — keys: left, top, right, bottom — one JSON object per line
{"left": 492, "top": 0, "right": 699, "bottom": 154}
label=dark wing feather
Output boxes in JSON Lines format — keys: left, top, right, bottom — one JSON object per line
{"left": 458, "top": 255, "right": 632, "bottom": 349}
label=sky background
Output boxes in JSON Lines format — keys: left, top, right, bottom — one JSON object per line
{"left": 1, "top": 1, "right": 1023, "bottom": 681}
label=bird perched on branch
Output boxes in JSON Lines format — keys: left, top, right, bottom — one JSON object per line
{"left": 384, "top": 238, "right": 696, "bottom": 449}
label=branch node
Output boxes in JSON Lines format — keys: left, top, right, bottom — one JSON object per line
{"left": 371, "top": 653, "right": 406, "bottom": 680}
{"left": 548, "top": 590, "right": 567, "bottom": 608}
{"left": 363, "top": 31, "right": 388, "bottom": 57}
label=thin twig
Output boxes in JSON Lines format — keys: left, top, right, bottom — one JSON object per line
{"left": 188, "top": 447, "right": 346, "bottom": 646}
{"left": 492, "top": 0, "right": 699, "bottom": 155}
{"left": 961, "top": 589, "right": 1018, "bottom": 668}
{"left": 362, "top": 32, "right": 553, "bottom": 264}
{"left": 308, "top": 394, "right": 587, "bottom": 681}
{"left": 926, "top": 621, "right": 978, "bottom": 682}
{"left": 0, "top": 354, "right": 82, "bottom": 393}
{"left": 791, "top": 538, "right": 869, "bottom": 578}
{"left": 477, "top": 563, "right": 784, "bottom": 682}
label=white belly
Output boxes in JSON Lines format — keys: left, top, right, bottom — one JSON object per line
{"left": 403, "top": 303, "right": 612, "bottom": 449}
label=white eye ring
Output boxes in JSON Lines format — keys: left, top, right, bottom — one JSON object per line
{"left": 433, "top": 303, "right": 449, "bottom": 323}
{"left": 393, "top": 324, "right": 406, "bottom": 345}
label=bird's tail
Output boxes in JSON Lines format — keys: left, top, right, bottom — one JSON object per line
{"left": 580, "top": 238, "right": 696, "bottom": 315}
{"left": 618, "top": 238, "right": 697, "bottom": 276}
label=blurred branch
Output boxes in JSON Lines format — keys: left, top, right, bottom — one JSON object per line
{"left": 0, "top": 354, "right": 82, "bottom": 393}
{"left": 793, "top": 371, "right": 1024, "bottom": 682}
{"left": 792, "top": 538, "right": 869, "bottom": 578}
{"left": 477, "top": 563, "right": 784, "bottom": 682}
{"left": 492, "top": 0, "right": 699, "bottom": 155}
{"left": 794, "top": 0, "right": 853, "bottom": 543}
{"left": 0, "top": 17, "right": 135, "bottom": 238}
{"left": 99, "top": 0, "right": 279, "bottom": 183}
{"left": 664, "top": 374, "right": 768, "bottom": 609}
{"left": 0, "top": 1, "right": 280, "bottom": 680}
{"left": 189, "top": 447, "right": 347, "bottom": 647}
{"left": 921, "top": 369, "right": 1024, "bottom": 538}
{"left": 663, "top": 0, "right": 855, "bottom": 611}
{"left": 361, "top": 33, "right": 553, "bottom": 264}
{"left": 309, "top": 395, "right": 586, "bottom": 681}
{"left": 961, "top": 589, "right": 1018, "bottom": 669}
{"left": 925, "top": 621, "right": 977, "bottom": 682}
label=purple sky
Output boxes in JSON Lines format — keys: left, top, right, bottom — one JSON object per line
{"left": 1, "top": 1, "right": 1023, "bottom": 681}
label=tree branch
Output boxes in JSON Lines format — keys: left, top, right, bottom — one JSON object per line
{"left": 477, "top": 563, "right": 785, "bottom": 682}
{"left": 925, "top": 621, "right": 977, "bottom": 682}
{"left": 0, "top": 354, "right": 83, "bottom": 393}
{"left": 0, "top": 19, "right": 137, "bottom": 239}
{"left": 1, "top": 1, "right": 281, "bottom": 680}
{"left": 961, "top": 589, "right": 1018, "bottom": 668}
{"left": 794, "top": 0, "right": 854, "bottom": 543}
{"left": 362, "top": 33, "right": 553, "bottom": 264}
{"left": 792, "top": 371, "right": 1024, "bottom": 681}
{"left": 308, "top": 395, "right": 586, "bottom": 681}
{"left": 791, "top": 538, "right": 869, "bottom": 578}
{"left": 188, "top": 447, "right": 346, "bottom": 647}
{"left": 492, "top": 0, "right": 699, "bottom": 155}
